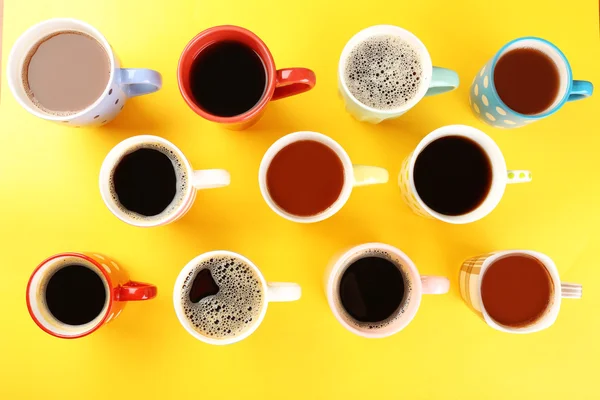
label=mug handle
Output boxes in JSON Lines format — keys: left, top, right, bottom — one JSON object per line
{"left": 425, "top": 67, "right": 460, "bottom": 96}
{"left": 192, "top": 169, "right": 231, "bottom": 189}
{"left": 507, "top": 170, "right": 532, "bottom": 184}
{"left": 352, "top": 165, "right": 389, "bottom": 187}
{"left": 421, "top": 276, "right": 450, "bottom": 294}
{"left": 119, "top": 68, "right": 163, "bottom": 98}
{"left": 561, "top": 282, "right": 582, "bottom": 298}
{"left": 272, "top": 68, "right": 316, "bottom": 100}
{"left": 267, "top": 282, "right": 302, "bottom": 302}
{"left": 567, "top": 80, "right": 593, "bottom": 102}
{"left": 117, "top": 281, "right": 157, "bottom": 301}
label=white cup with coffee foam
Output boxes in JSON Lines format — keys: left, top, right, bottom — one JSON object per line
{"left": 7, "top": 18, "right": 162, "bottom": 127}
{"left": 99, "top": 135, "right": 230, "bottom": 227}
{"left": 338, "top": 25, "right": 459, "bottom": 123}
{"left": 173, "top": 250, "right": 301, "bottom": 345}
{"left": 325, "top": 243, "right": 449, "bottom": 338}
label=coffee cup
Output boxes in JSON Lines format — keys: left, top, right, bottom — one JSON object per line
{"left": 26, "top": 252, "right": 157, "bottom": 339}
{"left": 470, "top": 37, "right": 593, "bottom": 129}
{"left": 338, "top": 25, "right": 459, "bottom": 124}
{"left": 259, "top": 131, "right": 389, "bottom": 223}
{"left": 460, "top": 250, "right": 582, "bottom": 333}
{"left": 178, "top": 25, "right": 316, "bottom": 130}
{"left": 99, "top": 135, "right": 230, "bottom": 227}
{"left": 7, "top": 18, "right": 162, "bottom": 127}
{"left": 398, "top": 125, "right": 531, "bottom": 223}
{"left": 173, "top": 250, "right": 301, "bottom": 345}
{"left": 325, "top": 243, "right": 449, "bottom": 338}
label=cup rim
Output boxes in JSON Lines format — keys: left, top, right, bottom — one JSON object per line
{"left": 26, "top": 252, "right": 113, "bottom": 339}
{"left": 172, "top": 250, "right": 269, "bottom": 345}
{"left": 338, "top": 24, "right": 433, "bottom": 115}
{"left": 7, "top": 18, "right": 116, "bottom": 121}
{"left": 177, "top": 25, "right": 277, "bottom": 124}
{"left": 98, "top": 135, "right": 194, "bottom": 227}
{"left": 407, "top": 125, "right": 508, "bottom": 224}
{"left": 326, "top": 243, "right": 423, "bottom": 338}
{"left": 476, "top": 250, "right": 562, "bottom": 334}
{"left": 489, "top": 36, "right": 573, "bottom": 120}
{"left": 258, "top": 131, "right": 354, "bottom": 223}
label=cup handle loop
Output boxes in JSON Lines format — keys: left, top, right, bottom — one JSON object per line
{"left": 425, "top": 67, "right": 460, "bottom": 96}
{"left": 119, "top": 68, "right": 163, "bottom": 98}
{"left": 421, "top": 276, "right": 450, "bottom": 295}
{"left": 352, "top": 165, "right": 389, "bottom": 187}
{"left": 116, "top": 281, "right": 157, "bottom": 301}
{"left": 266, "top": 282, "right": 302, "bottom": 302}
{"left": 507, "top": 170, "right": 532, "bottom": 184}
{"left": 191, "top": 169, "right": 231, "bottom": 190}
{"left": 561, "top": 282, "right": 582, "bottom": 299}
{"left": 567, "top": 80, "right": 593, "bottom": 102}
{"left": 272, "top": 68, "right": 316, "bottom": 100}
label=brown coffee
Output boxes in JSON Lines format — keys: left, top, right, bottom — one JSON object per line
{"left": 23, "top": 31, "right": 110, "bottom": 115}
{"left": 493, "top": 48, "right": 560, "bottom": 115}
{"left": 481, "top": 254, "right": 553, "bottom": 327}
{"left": 266, "top": 140, "right": 345, "bottom": 217}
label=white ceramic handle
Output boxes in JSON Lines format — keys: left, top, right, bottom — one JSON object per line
{"left": 421, "top": 276, "right": 450, "bottom": 295}
{"left": 352, "top": 165, "right": 389, "bottom": 187}
{"left": 192, "top": 169, "right": 231, "bottom": 189}
{"left": 267, "top": 282, "right": 302, "bottom": 302}
{"left": 561, "top": 282, "right": 582, "bottom": 299}
{"left": 507, "top": 170, "right": 532, "bottom": 184}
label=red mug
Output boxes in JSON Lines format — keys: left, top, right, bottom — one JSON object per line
{"left": 178, "top": 25, "right": 316, "bottom": 130}
{"left": 26, "top": 252, "right": 157, "bottom": 339}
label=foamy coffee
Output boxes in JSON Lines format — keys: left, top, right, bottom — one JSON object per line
{"left": 22, "top": 30, "right": 110, "bottom": 115}
{"left": 180, "top": 256, "right": 264, "bottom": 339}
{"left": 344, "top": 35, "right": 423, "bottom": 110}
{"left": 108, "top": 143, "right": 189, "bottom": 222}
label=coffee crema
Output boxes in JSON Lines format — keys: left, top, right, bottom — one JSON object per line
{"left": 180, "top": 256, "right": 264, "bottom": 339}
{"left": 23, "top": 31, "right": 110, "bottom": 115}
{"left": 110, "top": 144, "right": 188, "bottom": 221}
{"left": 344, "top": 34, "right": 423, "bottom": 110}
{"left": 336, "top": 250, "right": 410, "bottom": 330}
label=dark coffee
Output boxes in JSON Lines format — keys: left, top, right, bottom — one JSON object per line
{"left": 414, "top": 136, "right": 492, "bottom": 216}
{"left": 190, "top": 41, "right": 266, "bottom": 117}
{"left": 180, "top": 256, "right": 264, "bottom": 339}
{"left": 494, "top": 48, "right": 560, "bottom": 115}
{"left": 112, "top": 146, "right": 185, "bottom": 218}
{"left": 339, "top": 255, "right": 406, "bottom": 327}
{"left": 481, "top": 255, "right": 553, "bottom": 327}
{"left": 45, "top": 264, "right": 107, "bottom": 325}
{"left": 266, "top": 140, "right": 345, "bottom": 217}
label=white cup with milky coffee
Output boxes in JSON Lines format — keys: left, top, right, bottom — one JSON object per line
{"left": 338, "top": 25, "right": 459, "bottom": 123}
{"left": 7, "top": 18, "right": 162, "bottom": 127}
{"left": 173, "top": 250, "right": 301, "bottom": 345}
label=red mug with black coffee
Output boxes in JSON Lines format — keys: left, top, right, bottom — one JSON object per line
{"left": 178, "top": 25, "right": 316, "bottom": 130}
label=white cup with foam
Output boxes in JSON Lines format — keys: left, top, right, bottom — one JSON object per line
{"left": 173, "top": 250, "right": 301, "bottom": 345}
{"left": 338, "top": 25, "right": 459, "bottom": 123}
{"left": 99, "top": 135, "right": 230, "bottom": 227}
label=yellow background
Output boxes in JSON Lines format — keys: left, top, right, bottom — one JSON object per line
{"left": 1, "top": 0, "right": 599, "bottom": 398}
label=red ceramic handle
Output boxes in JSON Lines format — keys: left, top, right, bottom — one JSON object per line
{"left": 272, "top": 68, "right": 316, "bottom": 100}
{"left": 116, "top": 281, "right": 157, "bottom": 301}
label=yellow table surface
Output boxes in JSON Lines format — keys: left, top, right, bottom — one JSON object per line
{"left": 1, "top": 0, "right": 599, "bottom": 398}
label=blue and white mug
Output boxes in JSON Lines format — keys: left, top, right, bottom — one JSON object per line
{"left": 470, "top": 37, "right": 593, "bottom": 129}
{"left": 7, "top": 18, "right": 162, "bottom": 127}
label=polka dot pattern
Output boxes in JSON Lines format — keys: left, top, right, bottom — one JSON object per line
{"left": 483, "top": 76, "right": 489, "bottom": 88}
{"left": 485, "top": 113, "right": 496, "bottom": 121}
{"left": 496, "top": 107, "right": 506, "bottom": 115}
{"left": 481, "top": 95, "right": 489, "bottom": 106}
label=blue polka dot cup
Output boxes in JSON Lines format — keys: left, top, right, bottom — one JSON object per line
{"left": 398, "top": 125, "right": 532, "bottom": 224}
{"left": 7, "top": 18, "right": 162, "bottom": 127}
{"left": 470, "top": 37, "right": 593, "bottom": 129}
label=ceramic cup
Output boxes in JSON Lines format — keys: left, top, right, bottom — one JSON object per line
{"left": 99, "top": 135, "right": 230, "bottom": 227}
{"left": 173, "top": 250, "right": 301, "bottom": 345}
{"left": 398, "top": 125, "right": 531, "bottom": 223}
{"left": 470, "top": 37, "right": 593, "bottom": 129}
{"left": 459, "top": 250, "right": 582, "bottom": 333}
{"left": 7, "top": 18, "right": 162, "bottom": 127}
{"left": 26, "top": 252, "right": 157, "bottom": 339}
{"left": 178, "top": 25, "right": 316, "bottom": 130}
{"left": 259, "top": 131, "right": 389, "bottom": 223}
{"left": 338, "top": 25, "right": 459, "bottom": 123}
{"left": 325, "top": 243, "right": 450, "bottom": 338}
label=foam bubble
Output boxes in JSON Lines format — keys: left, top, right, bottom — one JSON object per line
{"left": 344, "top": 35, "right": 423, "bottom": 110}
{"left": 335, "top": 249, "right": 412, "bottom": 330}
{"left": 108, "top": 143, "right": 188, "bottom": 222}
{"left": 180, "top": 257, "right": 264, "bottom": 339}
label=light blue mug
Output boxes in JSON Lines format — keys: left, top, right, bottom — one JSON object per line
{"left": 470, "top": 37, "right": 593, "bottom": 129}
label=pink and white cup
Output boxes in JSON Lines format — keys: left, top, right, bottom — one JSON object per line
{"left": 99, "top": 135, "right": 230, "bottom": 227}
{"left": 324, "top": 243, "right": 449, "bottom": 338}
